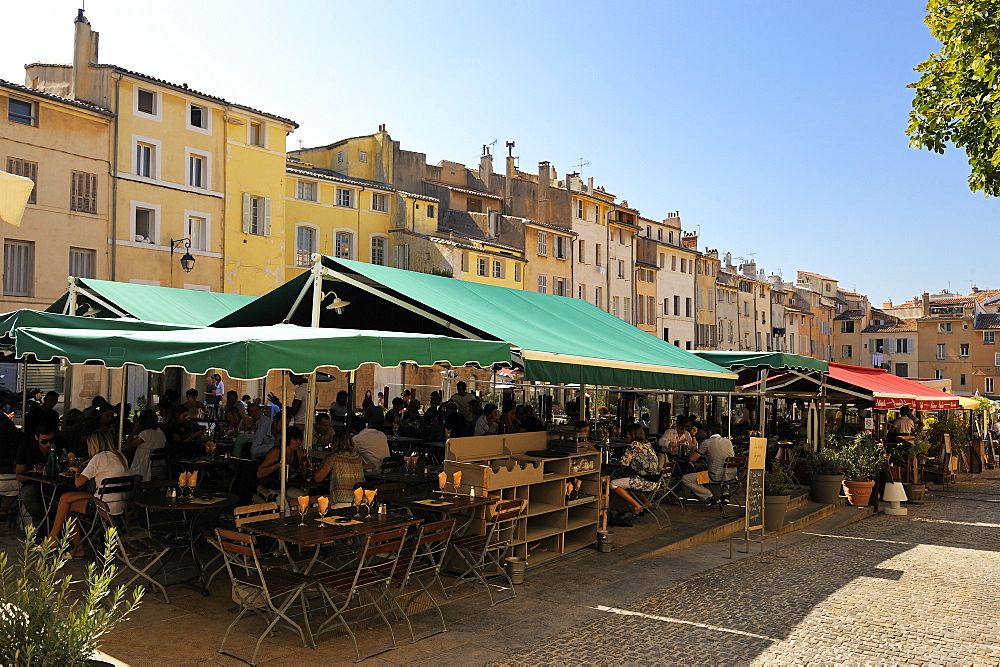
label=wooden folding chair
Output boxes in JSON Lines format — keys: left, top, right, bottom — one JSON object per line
{"left": 709, "top": 456, "right": 748, "bottom": 515}
{"left": 96, "top": 498, "right": 175, "bottom": 604}
{"left": 447, "top": 498, "right": 524, "bottom": 607}
{"left": 392, "top": 518, "right": 456, "bottom": 642}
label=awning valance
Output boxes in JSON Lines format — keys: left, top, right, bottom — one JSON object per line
{"left": 694, "top": 351, "right": 829, "bottom": 373}
{"left": 827, "top": 363, "right": 961, "bottom": 410}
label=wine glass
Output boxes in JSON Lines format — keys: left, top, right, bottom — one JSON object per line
{"left": 297, "top": 502, "right": 308, "bottom": 527}
{"left": 317, "top": 497, "right": 329, "bottom": 527}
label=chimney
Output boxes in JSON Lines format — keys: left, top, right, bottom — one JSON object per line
{"left": 972, "top": 284, "right": 980, "bottom": 293}
{"left": 922, "top": 291, "right": 930, "bottom": 317}
{"left": 566, "top": 172, "right": 581, "bottom": 191}
{"left": 743, "top": 260, "right": 757, "bottom": 278}
{"left": 587, "top": 176, "right": 594, "bottom": 191}
{"left": 479, "top": 147, "right": 493, "bottom": 185}
{"left": 681, "top": 233, "right": 698, "bottom": 250}
{"left": 883, "top": 300, "right": 893, "bottom": 309}
{"left": 72, "top": 9, "right": 98, "bottom": 102}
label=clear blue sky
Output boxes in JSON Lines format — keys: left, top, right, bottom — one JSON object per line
{"left": 4, "top": 0, "right": 991, "bottom": 305}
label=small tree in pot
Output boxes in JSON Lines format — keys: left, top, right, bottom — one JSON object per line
{"left": 764, "top": 465, "right": 793, "bottom": 532}
{"left": 841, "top": 432, "right": 886, "bottom": 507}
{"left": 808, "top": 445, "right": 845, "bottom": 504}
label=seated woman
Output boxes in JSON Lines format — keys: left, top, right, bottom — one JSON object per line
{"left": 45, "top": 431, "right": 130, "bottom": 559}
{"left": 217, "top": 406, "right": 244, "bottom": 440}
{"left": 256, "top": 426, "right": 306, "bottom": 506}
{"left": 610, "top": 424, "right": 661, "bottom": 515}
{"left": 125, "top": 409, "right": 166, "bottom": 482}
{"left": 313, "top": 431, "right": 364, "bottom": 509}
{"left": 164, "top": 405, "right": 203, "bottom": 450}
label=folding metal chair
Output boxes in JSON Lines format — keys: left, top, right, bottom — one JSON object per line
{"left": 709, "top": 456, "right": 748, "bottom": 515}
{"left": 632, "top": 462, "right": 674, "bottom": 529}
{"left": 392, "top": 518, "right": 456, "bottom": 642}
{"left": 312, "top": 527, "right": 409, "bottom": 662}
{"left": 74, "top": 475, "right": 134, "bottom": 556}
{"left": 215, "top": 528, "right": 316, "bottom": 666}
{"left": 95, "top": 498, "right": 175, "bottom": 604}
{"left": 447, "top": 498, "right": 524, "bottom": 607}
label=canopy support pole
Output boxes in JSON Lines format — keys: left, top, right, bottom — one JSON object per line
{"left": 65, "top": 278, "right": 79, "bottom": 315}
{"left": 578, "top": 383, "right": 586, "bottom": 424}
{"left": 347, "top": 370, "right": 356, "bottom": 433}
{"left": 818, "top": 374, "right": 828, "bottom": 452}
{"left": 118, "top": 365, "right": 127, "bottom": 451}
{"left": 302, "top": 260, "right": 325, "bottom": 451}
{"left": 757, "top": 369, "right": 767, "bottom": 439}
{"left": 727, "top": 392, "right": 732, "bottom": 438}
{"left": 279, "top": 380, "right": 287, "bottom": 515}
{"left": 20, "top": 356, "right": 27, "bottom": 425}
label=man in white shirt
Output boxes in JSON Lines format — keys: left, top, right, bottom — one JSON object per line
{"left": 287, "top": 374, "right": 311, "bottom": 426}
{"left": 449, "top": 381, "right": 475, "bottom": 425}
{"left": 681, "top": 424, "right": 735, "bottom": 503}
{"left": 352, "top": 426, "right": 391, "bottom": 471}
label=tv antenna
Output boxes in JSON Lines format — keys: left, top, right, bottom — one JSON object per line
{"left": 482, "top": 138, "right": 498, "bottom": 155}
{"left": 297, "top": 140, "right": 303, "bottom": 149}
{"left": 573, "top": 157, "right": 591, "bottom": 173}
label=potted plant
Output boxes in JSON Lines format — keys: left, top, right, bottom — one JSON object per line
{"left": 841, "top": 432, "right": 886, "bottom": 506}
{"left": 900, "top": 435, "right": 930, "bottom": 502}
{"left": 808, "top": 446, "right": 845, "bottom": 504}
{"left": 764, "top": 465, "right": 793, "bottom": 532}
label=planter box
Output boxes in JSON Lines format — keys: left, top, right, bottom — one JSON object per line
{"left": 809, "top": 474, "right": 844, "bottom": 504}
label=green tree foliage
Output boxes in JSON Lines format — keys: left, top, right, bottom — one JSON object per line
{"left": 907, "top": 1, "right": 1000, "bottom": 195}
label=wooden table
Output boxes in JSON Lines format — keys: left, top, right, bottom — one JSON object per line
{"left": 20, "top": 471, "right": 76, "bottom": 518}
{"left": 243, "top": 510, "right": 422, "bottom": 573}
{"left": 365, "top": 469, "right": 441, "bottom": 494}
{"left": 384, "top": 492, "right": 498, "bottom": 535}
{"left": 135, "top": 489, "right": 239, "bottom": 595}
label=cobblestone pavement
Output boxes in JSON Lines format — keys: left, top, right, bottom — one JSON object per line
{"left": 503, "top": 474, "right": 1000, "bottom": 666}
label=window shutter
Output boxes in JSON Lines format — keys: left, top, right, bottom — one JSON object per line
{"left": 242, "top": 193, "right": 251, "bottom": 233}
{"left": 995, "top": 352, "right": 1000, "bottom": 367}
{"left": 262, "top": 197, "right": 272, "bottom": 236}
{"left": 907, "top": 337, "right": 914, "bottom": 354}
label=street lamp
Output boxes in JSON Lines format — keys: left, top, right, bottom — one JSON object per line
{"left": 170, "top": 238, "right": 196, "bottom": 273}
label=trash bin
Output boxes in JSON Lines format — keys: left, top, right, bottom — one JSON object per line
{"left": 597, "top": 530, "right": 614, "bottom": 553}
{"left": 505, "top": 557, "right": 527, "bottom": 584}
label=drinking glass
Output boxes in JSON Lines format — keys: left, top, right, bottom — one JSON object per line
{"left": 354, "top": 499, "right": 362, "bottom": 517}
{"left": 298, "top": 503, "right": 308, "bottom": 526}
{"left": 318, "top": 500, "right": 329, "bottom": 527}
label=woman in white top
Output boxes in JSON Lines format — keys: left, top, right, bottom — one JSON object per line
{"left": 45, "top": 431, "right": 130, "bottom": 560}
{"left": 125, "top": 409, "right": 166, "bottom": 481}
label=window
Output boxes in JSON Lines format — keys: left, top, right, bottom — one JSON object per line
{"left": 69, "top": 170, "right": 97, "bottom": 213}
{"left": 68, "top": 247, "right": 95, "bottom": 279}
{"left": 996, "top": 352, "right": 1000, "bottom": 367}
{"left": 960, "top": 343, "right": 970, "bottom": 357}
{"left": 617, "top": 260, "right": 625, "bottom": 279}
{"left": 674, "top": 295, "right": 681, "bottom": 316}
{"left": 612, "top": 296, "right": 620, "bottom": 318}
{"left": 537, "top": 232, "right": 548, "bottom": 256}
{"left": 466, "top": 198, "right": 483, "bottom": 213}
{"left": 336, "top": 150, "right": 344, "bottom": 163}
{"left": 295, "top": 225, "right": 316, "bottom": 267}
{"left": 896, "top": 338, "right": 910, "bottom": 354}
{"left": 648, "top": 295, "right": 656, "bottom": 325}
{"left": 623, "top": 296, "right": 630, "bottom": 321}
{"left": 134, "top": 207, "right": 155, "bottom": 242}
{"left": 841, "top": 321, "right": 855, "bottom": 333}
{"left": 478, "top": 258, "right": 488, "bottom": 277}
{"left": 136, "top": 89, "right": 156, "bottom": 115}
{"left": 939, "top": 322, "right": 953, "bottom": 333}
{"left": 937, "top": 343, "right": 946, "bottom": 360}
{"left": 8, "top": 97, "right": 36, "bottom": 126}
{"left": 187, "top": 215, "right": 208, "bottom": 251}
{"left": 896, "top": 363, "right": 908, "bottom": 377}
{"left": 7, "top": 158, "right": 37, "bottom": 204}
{"left": 575, "top": 200, "right": 583, "bottom": 218}
{"left": 460, "top": 253, "right": 468, "bottom": 272}
{"left": 427, "top": 204, "right": 435, "bottom": 218}
{"left": 371, "top": 192, "right": 388, "bottom": 212}
{"left": 248, "top": 122, "right": 264, "bottom": 147}
{"left": 188, "top": 154, "right": 205, "bottom": 188}
{"left": 708, "top": 289, "right": 714, "bottom": 311}
{"left": 960, "top": 373, "right": 967, "bottom": 386}
{"left": 595, "top": 244, "right": 602, "bottom": 267}
{"left": 579, "top": 241, "right": 586, "bottom": 262}
{"left": 663, "top": 328, "right": 670, "bottom": 342}
{"left": 554, "top": 278, "right": 566, "bottom": 296}
{"left": 336, "top": 188, "right": 353, "bottom": 208}
{"left": 657, "top": 229, "right": 663, "bottom": 241}
{"left": 370, "top": 237, "right": 387, "bottom": 266}
{"left": 988, "top": 378, "right": 996, "bottom": 394}
{"left": 393, "top": 244, "right": 409, "bottom": 270}
{"left": 359, "top": 150, "right": 368, "bottom": 163}
{"left": 873, "top": 338, "right": 884, "bottom": 354}
{"left": 334, "top": 232, "right": 353, "bottom": 259}
{"left": 662, "top": 298, "right": 670, "bottom": 315}
{"left": 635, "top": 296, "right": 643, "bottom": 324}
{"left": 686, "top": 297, "right": 692, "bottom": 318}
{"left": 680, "top": 258, "right": 687, "bottom": 273}
{"left": 842, "top": 345, "right": 853, "bottom": 358}
{"left": 554, "top": 235, "right": 568, "bottom": 259}
{"left": 492, "top": 260, "right": 503, "bottom": 279}
{"left": 513, "top": 264, "right": 521, "bottom": 282}
{"left": 577, "top": 284, "right": 584, "bottom": 299}
{"left": 935, "top": 369, "right": 944, "bottom": 380}
{"left": 297, "top": 181, "right": 317, "bottom": 201}
{"left": 671, "top": 255, "right": 677, "bottom": 271}
{"left": 537, "top": 274, "right": 547, "bottom": 293}
{"left": 135, "top": 143, "right": 155, "bottom": 178}
{"left": 188, "top": 103, "right": 207, "bottom": 130}
{"left": 3, "top": 240, "right": 33, "bottom": 296}
{"left": 241, "top": 194, "right": 270, "bottom": 236}
{"left": 595, "top": 286, "right": 603, "bottom": 308}
{"left": 985, "top": 331, "right": 996, "bottom": 345}
{"left": 645, "top": 225, "right": 651, "bottom": 237}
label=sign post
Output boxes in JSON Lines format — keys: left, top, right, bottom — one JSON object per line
{"left": 728, "top": 435, "right": 783, "bottom": 561}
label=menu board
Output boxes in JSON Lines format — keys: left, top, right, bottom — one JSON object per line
{"left": 745, "top": 436, "right": 767, "bottom": 531}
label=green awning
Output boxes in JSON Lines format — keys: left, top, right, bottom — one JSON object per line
{"left": 46, "top": 278, "right": 256, "bottom": 326}
{"left": 693, "top": 351, "right": 829, "bottom": 373}
{"left": 14, "top": 324, "right": 513, "bottom": 380}
{"left": 215, "top": 258, "right": 736, "bottom": 391}
{"left": 0, "top": 309, "right": 196, "bottom": 339}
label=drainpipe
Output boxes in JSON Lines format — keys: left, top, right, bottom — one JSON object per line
{"left": 110, "top": 73, "right": 122, "bottom": 281}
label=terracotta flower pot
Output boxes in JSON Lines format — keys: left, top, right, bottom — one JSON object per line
{"left": 842, "top": 479, "right": 875, "bottom": 507}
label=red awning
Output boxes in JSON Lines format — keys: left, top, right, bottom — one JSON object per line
{"left": 827, "top": 363, "right": 961, "bottom": 410}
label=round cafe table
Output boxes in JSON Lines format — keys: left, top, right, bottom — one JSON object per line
{"left": 135, "top": 489, "right": 239, "bottom": 595}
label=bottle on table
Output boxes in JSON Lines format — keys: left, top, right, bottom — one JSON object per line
{"left": 46, "top": 448, "right": 60, "bottom": 477}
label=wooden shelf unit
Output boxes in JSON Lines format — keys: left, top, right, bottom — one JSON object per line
{"left": 444, "top": 432, "right": 602, "bottom": 563}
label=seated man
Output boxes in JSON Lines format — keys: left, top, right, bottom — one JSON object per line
{"left": 681, "top": 424, "right": 735, "bottom": 504}
{"left": 256, "top": 426, "right": 307, "bottom": 506}
{"left": 246, "top": 403, "right": 275, "bottom": 460}
{"left": 15, "top": 422, "right": 56, "bottom": 539}
{"left": 352, "top": 423, "right": 390, "bottom": 471}
{"left": 313, "top": 412, "right": 335, "bottom": 450}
